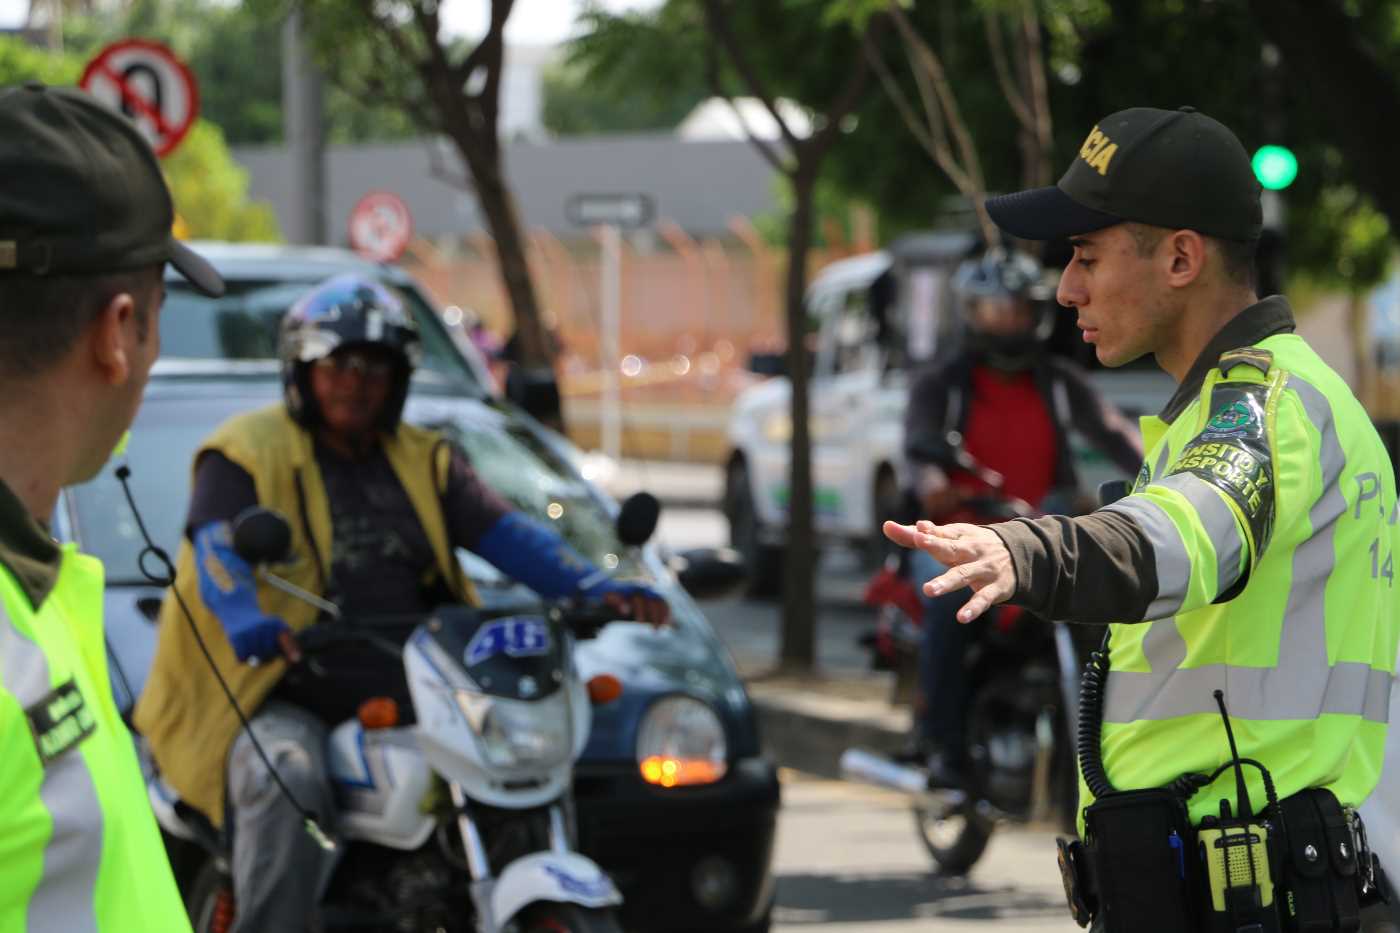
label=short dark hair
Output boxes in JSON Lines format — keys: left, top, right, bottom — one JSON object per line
{"left": 1127, "top": 222, "right": 1256, "bottom": 288}
{"left": 0, "top": 267, "right": 160, "bottom": 380}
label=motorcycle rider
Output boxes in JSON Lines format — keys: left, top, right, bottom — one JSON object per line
{"left": 902, "top": 248, "right": 1143, "bottom": 786}
{"left": 133, "top": 275, "right": 668, "bottom": 933}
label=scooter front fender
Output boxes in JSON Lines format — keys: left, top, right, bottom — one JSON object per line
{"left": 491, "top": 851, "right": 622, "bottom": 927}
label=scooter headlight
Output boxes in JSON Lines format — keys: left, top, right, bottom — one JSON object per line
{"left": 636, "top": 695, "right": 728, "bottom": 787}
{"left": 454, "top": 690, "right": 572, "bottom": 771}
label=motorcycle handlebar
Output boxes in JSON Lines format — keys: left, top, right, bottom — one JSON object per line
{"left": 292, "top": 599, "right": 629, "bottom": 657}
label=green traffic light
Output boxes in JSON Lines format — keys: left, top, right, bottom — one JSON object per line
{"left": 1253, "top": 145, "right": 1298, "bottom": 191}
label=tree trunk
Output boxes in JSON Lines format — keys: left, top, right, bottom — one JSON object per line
{"left": 451, "top": 128, "right": 565, "bottom": 430}
{"left": 780, "top": 165, "right": 819, "bottom": 671}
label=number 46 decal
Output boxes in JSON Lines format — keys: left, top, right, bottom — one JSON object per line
{"left": 465, "top": 617, "right": 551, "bottom": 666}
{"left": 1371, "top": 538, "right": 1394, "bottom": 587}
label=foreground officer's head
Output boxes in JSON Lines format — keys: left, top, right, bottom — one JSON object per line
{"left": 986, "top": 107, "right": 1261, "bottom": 376}
{"left": 0, "top": 83, "right": 223, "bottom": 486}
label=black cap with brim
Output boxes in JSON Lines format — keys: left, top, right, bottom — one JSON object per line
{"left": 170, "top": 239, "right": 225, "bottom": 297}
{"left": 985, "top": 186, "right": 1122, "bottom": 241}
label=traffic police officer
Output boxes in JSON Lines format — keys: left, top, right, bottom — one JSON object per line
{"left": 885, "top": 107, "right": 1400, "bottom": 928}
{"left": 0, "top": 83, "right": 224, "bottom": 930}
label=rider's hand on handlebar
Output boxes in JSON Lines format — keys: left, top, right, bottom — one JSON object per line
{"left": 278, "top": 629, "right": 303, "bottom": 664}
{"left": 594, "top": 582, "right": 670, "bottom": 628}
{"left": 882, "top": 519, "right": 1015, "bottom": 625}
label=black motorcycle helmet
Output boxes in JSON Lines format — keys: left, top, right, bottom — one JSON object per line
{"left": 279, "top": 274, "right": 422, "bottom": 431}
{"left": 950, "top": 249, "right": 1056, "bottom": 371}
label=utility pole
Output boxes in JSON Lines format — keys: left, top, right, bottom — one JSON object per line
{"left": 282, "top": 6, "right": 326, "bottom": 245}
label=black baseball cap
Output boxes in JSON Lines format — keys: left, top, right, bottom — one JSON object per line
{"left": 0, "top": 82, "right": 224, "bottom": 296}
{"left": 986, "top": 107, "right": 1262, "bottom": 243}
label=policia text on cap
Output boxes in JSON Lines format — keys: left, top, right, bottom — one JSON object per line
{"left": 885, "top": 106, "right": 1400, "bottom": 932}
{"left": 0, "top": 83, "right": 224, "bottom": 930}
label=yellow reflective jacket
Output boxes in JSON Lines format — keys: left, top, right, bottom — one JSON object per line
{"left": 0, "top": 481, "right": 190, "bottom": 931}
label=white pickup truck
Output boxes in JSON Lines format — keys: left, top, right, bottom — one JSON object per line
{"left": 723, "top": 232, "right": 1175, "bottom": 593}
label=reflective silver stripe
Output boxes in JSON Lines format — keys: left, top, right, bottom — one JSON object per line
{"left": 1152, "top": 442, "right": 1170, "bottom": 481}
{"left": 0, "top": 598, "right": 102, "bottom": 933}
{"left": 1104, "top": 495, "right": 1189, "bottom": 619}
{"left": 1104, "top": 373, "right": 1383, "bottom": 727}
{"left": 1156, "top": 472, "right": 1245, "bottom": 598}
{"left": 1104, "top": 663, "right": 1392, "bottom": 724}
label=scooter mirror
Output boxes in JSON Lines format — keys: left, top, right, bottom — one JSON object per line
{"left": 616, "top": 492, "right": 661, "bottom": 548}
{"left": 232, "top": 506, "right": 293, "bottom": 565}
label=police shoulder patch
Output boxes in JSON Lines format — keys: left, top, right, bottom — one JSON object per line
{"left": 1166, "top": 382, "right": 1276, "bottom": 557}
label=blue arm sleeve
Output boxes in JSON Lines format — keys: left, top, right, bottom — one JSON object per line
{"left": 193, "top": 522, "right": 288, "bottom": 662}
{"left": 473, "top": 511, "right": 658, "bottom": 601}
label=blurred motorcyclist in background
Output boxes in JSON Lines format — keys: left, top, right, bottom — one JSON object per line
{"left": 900, "top": 249, "right": 1142, "bottom": 786}
{"left": 134, "top": 275, "right": 667, "bottom": 933}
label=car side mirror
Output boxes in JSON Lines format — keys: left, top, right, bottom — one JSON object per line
{"left": 232, "top": 506, "right": 293, "bottom": 565}
{"left": 669, "top": 547, "right": 747, "bottom": 601}
{"left": 616, "top": 492, "right": 661, "bottom": 548}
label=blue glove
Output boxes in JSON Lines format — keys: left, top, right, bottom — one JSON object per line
{"left": 193, "top": 521, "right": 290, "bottom": 663}
{"left": 474, "top": 511, "right": 662, "bottom": 604}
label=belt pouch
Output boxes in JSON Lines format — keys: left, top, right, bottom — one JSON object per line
{"left": 1279, "top": 790, "right": 1360, "bottom": 933}
{"left": 1083, "top": 788, "right": 1199, "bottom": 933}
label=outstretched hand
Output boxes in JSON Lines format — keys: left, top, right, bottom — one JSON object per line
{"left": 882, "top": 519, "right": 1016, "bottom": 624}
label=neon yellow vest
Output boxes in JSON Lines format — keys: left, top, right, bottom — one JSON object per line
{"left": 0, "top": 547, "right": 191, "bottom": 932}
{"left": 134, "top": 404, "right": 478, "bottom": 826}
{"left": 1083, "top": 333, "right": 1400, "bottom": 826}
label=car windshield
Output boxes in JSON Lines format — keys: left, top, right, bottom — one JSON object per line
{"left": 160, "top": 278, "right": 484, "bottom": 395}
{"left": 429, "top": 417, "right": 640, "bottom": 576}
{"left": 64, "top": 394, "right": 638, "bottom": 586}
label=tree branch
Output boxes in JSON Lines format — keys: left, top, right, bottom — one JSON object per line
{"left": 700, "top": 0, "right": 802, "bottom": 151}
{"left": 804, "top": 18, "right": 880, "bottom": 162}
{"left": 699, "top": 4, "right": 790, "bottom": 172}
{"left": 1019, "top": 0, "right": 1054, "bottom": 187}
{"left": 984, "top": 10, "right": 1034, "bottom": 131}
{"left": 887, "top": 0, "right": 997, "bottom": 245}
{"left": 866, "top": 37, "right": 974, "bottom": 196}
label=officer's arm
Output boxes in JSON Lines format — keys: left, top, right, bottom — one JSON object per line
{"left": 993, "top": 380, "right": 1283, "bottom": 623}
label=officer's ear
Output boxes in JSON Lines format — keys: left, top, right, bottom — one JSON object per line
{"left": 1164, "top": 230, "right": 1208, "bottom": 289}
{"left": 89, "top": 291, "right": 138, "bottom": 387}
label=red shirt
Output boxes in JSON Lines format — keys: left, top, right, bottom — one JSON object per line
{"left": 958, "top": 365, "right": 1058, "bottom": 508}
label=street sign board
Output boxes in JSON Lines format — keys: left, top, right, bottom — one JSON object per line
{"left": 348, "top": 191, "right": 414, "bottom": 263}
{"left": 566, "top": 192, "right": 655, "bottom": 229}
{"left": 80, "top": 39, "right": 198, "bottom": 158}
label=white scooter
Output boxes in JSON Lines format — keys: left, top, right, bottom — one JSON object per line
{"left": 149, "top": 497, "right": 663, "bottom": 933}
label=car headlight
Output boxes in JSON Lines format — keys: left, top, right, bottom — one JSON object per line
{"left": 455, "top": 689, "right": 572, "bottom": 771}
{"left": 636, "top": 695, "right": 728, "bottom": 787}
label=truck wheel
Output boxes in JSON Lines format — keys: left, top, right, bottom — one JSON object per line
{"left": 863, "top": 467, "right": 901, "bottom": 569}
{"left": 726, "top": 460, "right": 784, "bottom": 598}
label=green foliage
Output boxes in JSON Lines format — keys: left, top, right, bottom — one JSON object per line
{"left": 164, "top": 121, "right": 282, "bottom": 241}
{"left": 0, "top": 33, "right": 80, "bottom": 84}
{"left": 61, "top": 0, "right": 417, "bottom": 145}
{"left": 542, "top": 58, "right": 705, "bottom": 135}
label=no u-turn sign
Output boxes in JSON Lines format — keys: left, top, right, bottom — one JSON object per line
{"left": 80, "top": 39, "right": 199, "bottom": 158}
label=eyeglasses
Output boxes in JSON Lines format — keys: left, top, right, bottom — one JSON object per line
{"left": 313, "top": 352, "right": 396, "bottom": 379}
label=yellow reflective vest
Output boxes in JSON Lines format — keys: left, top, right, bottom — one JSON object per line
{"left": 1087, "top": 332, "right": 1400, "bottom": 825}
{"left": 0, "top": 540, "right": 190, "bottom": 932}
{"left": 134, "top": 404, "right": 476, "bottom": 826}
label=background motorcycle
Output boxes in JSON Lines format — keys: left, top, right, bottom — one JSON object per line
{"left": 844, "top": 435, "right": 1108, "bottom": 875}
{"left": 150, "top": 495, "right": 666, "bottom": 933}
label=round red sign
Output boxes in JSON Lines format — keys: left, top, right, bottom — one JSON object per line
{"left": 80, "top": 39, "right": 199, "bottom": 158}
{"left": 348, "top": 191, "right": 414, "bottom": 263}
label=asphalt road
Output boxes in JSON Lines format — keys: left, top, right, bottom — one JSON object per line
{"left": 773, "top": 771, "right": 1073, "bottom": 932}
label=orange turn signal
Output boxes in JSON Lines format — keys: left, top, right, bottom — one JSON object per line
{"left": 357, "top": 696, "right": 400, "bottom": 730}
{"left": 587, "top": 674, "right": 624, "bottom": 705}
{"left": 639, "top": 756, "right": 727, "bottom": 787}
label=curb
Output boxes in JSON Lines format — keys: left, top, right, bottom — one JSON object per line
{"left": 745, "top": 680, "right": 911, "bottom": 780}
